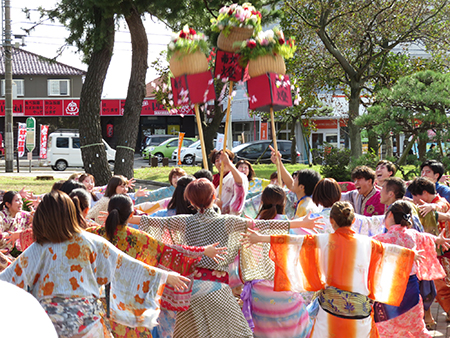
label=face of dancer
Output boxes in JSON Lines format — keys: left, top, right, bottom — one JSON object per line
{"left": 6, "top": 194, "right": 23, "bottom": 216}
{"left": 412, "top": 191, "right": 433, "bottom": 205}
{"left": 375, "top": 164, "right": 392, "bottom": 185}
{"left": 237, "top": 164, "right": 249, "bottom": 177}
{"left": 115, "top": 183, "right": 128, "bottom": 195}
{"left": 171, "top": 175, "right": 182, "bottom": 188}
{"left": 81, "top": 177, "right": 94, "bottom": 192}
{"left": 354, "top": 177, "right": 373, "bottom": 197}
{"left": 379, "top": 185, "right": 394, "bottom": 205}
{"left": 421, "top": 166, "right": 439, "bottom": 183}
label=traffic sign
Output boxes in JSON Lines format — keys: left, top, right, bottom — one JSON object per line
{"left": 26, "top": 117, "right": 36, "bottom": 152}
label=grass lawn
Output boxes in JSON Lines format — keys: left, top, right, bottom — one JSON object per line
{"left": 0, "top": 163, "right": 419, "bottom": 195}
{"left": 0, "top": 176, "right": 61, "bottom": 195}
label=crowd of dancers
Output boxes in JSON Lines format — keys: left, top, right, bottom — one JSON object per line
{"left": 1, "top": 148, "right": 450, "bottom": 338}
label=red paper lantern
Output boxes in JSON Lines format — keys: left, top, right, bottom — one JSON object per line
{"left": 247, "top": 73, "right": 293, "bottom": 112}
{"left": 171, "top": 71, "right": 216, "bottom": 106}
{"left": 106, "top": 123, "right": 114, "bottom": 137}
{"left": 214, "top": 49, "right": 250, "bottom": 82}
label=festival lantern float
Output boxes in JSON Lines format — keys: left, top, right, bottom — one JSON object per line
{"left": 168, "top": 25, "right": 215, "bottom": 169}
{"left": 234, "top": 26, "right": 297, "bottom": 185}
{"left": 210, "top": 2, "right": 262, "bottom": 194}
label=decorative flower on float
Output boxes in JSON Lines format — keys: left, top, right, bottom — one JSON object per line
{"left": 167, "top": 24, "right": 209, "bottom": 60}
{"left": 235, "top": 27, "right": 296, "bottom": 66}
{"left": 211, "top": 2, "right": 262, "bottom": 37}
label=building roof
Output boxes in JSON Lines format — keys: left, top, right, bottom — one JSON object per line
{"left": 145, "top": 77, "right": 166, "bottom": 98}
{"left": 0, "top": 47, "right": 86, "bottom": 76}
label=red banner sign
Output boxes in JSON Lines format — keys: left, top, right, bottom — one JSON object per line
{"left": 17, "top": 123, "right": 27, "bottom": 157}
{"left": 40, "top": 125, "right": 49, "bottom": 159}
{"left": 0, "top": 99, "right": 194, "bottom": 117}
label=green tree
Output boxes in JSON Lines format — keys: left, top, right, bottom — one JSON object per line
{"left": 356, "top": 70, "right": 450, "bottom": 162}
{"left": 44, "top": 0, "right": 281, "bottom": 181}
{"left": 282, "top": 0, "right": 450, "bottom": 158}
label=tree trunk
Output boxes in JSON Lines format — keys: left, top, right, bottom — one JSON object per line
{"left": 418, "top": 137, "right": 427, "bottom": 160}
{"left": 203, "top": 80, "right": 226, "bottom": 171}
{"left": 290, "top": 116, "right": 298, "bottom": 164}
{"left": 79, "top": 13, "right": 115, "bottom": 186}
{"left": 367, "top": 129, "right": 378, "bottom": 154}
{"left": 204, "top": 106, "right": 225, "bottom": 171}
{"left": 385, "top": 135, "right": 393, "bottom": 158}
{"left": 348, "top": 83, "right": 362, "bottom": 158}
{"left": 114, "top": 8, "right": 148, "bottom": 179}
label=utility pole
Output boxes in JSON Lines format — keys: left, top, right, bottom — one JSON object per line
{"left": 3, "top": 0, "right": 13, "bottom": 172}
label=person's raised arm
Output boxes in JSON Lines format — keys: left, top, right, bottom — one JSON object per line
{"left": 219, "top": 151, "right": 243, "bottom": 186}
{"left": 269, "top": 145, "right": 293, "bottom": 189}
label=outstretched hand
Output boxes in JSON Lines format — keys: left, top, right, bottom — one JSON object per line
{"left": 204, "top": 242, "right": 227, "bottom": 263}
{"left": 418, "top": 200, "right": 436, "bottom": 217}
{"left": 436, "top": 229, "right": 450, "bottom": 251}
{"left": 166, "top": 272, "right": 190, "bottom": 291}
{"left": 413, "top": 249, "right": 426, "bottom": 264}
{"left": 240, "top": 228, "right": 268, "bottom": 248}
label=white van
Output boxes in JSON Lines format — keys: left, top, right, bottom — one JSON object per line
{"left": 45, "top": 129, "right": 116, "bottom": 171}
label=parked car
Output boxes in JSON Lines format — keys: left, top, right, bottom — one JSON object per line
{"left": 172, "top": 140, "right": 216, "bottom": 165}
{"left": 46, "top": 129, "right": 116, "bottom": 171}
{"left": 232, "top": 140, "right": 299, "bottom": 163}
{"left": 143, "top": 137, "right": 197, "bottom": 161}
{"left": 140, "top": 135, "right": 173, "bottom": 155}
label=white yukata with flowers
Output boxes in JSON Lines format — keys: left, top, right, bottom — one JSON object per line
{"left": 0, "top": 231, "right": 169, "bottom": 337}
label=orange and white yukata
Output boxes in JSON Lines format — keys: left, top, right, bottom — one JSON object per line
{"left": 269, "top": 227, "right": 415, "bottom": 338}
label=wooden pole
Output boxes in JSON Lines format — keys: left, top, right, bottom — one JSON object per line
{"left": 218, "top": 81, "right": 234, "bottom": 198}
{"left": 270, "top": 107, "right": 282, "bottom": 186}
{"left": 194, "top": 104, "right": 209, "bottom": 170}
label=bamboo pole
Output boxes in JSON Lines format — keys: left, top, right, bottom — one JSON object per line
{"left": 194, "top": 104, "right": 209, "bottom": 170}
{"left": 270, "top": 107, "right": 282, "bottom": 186}
{"left": 218, "top": 81, "right": 234, "bottom": 198}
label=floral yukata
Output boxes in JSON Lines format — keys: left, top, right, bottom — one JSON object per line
{"left": 87, "top": 224, "right": 205, "bottom": 338}
{"left": 139, "top": 208, "right": 290, "bottom": 338}
{"left": 268, "top": 228, "right": 415, "bottom": 338}
{"left": 0, "top": 209, "right": 33, "bottom": 254}
{"left": 214, "top": 171, "right": 249, "bottom": 215}
{"left": 373, "top": 225, "right": 445, "bottom": 337}
{"left": 0, "top": 231, "right": 169, "bottom": 338}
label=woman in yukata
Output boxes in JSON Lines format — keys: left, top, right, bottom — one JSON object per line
{"left": 373, "top": 200, "right": 450, "bottom": 337}
{"left": 239, "top": 184, "right": 313, "bottom": 337}
{"left": 242, "top": 201, "right": 423, "bottom": 338}
{"left": 0, "top": 190, "right": 190, "bottom": 338}
{"left": 0, "top": 191, "right": 33, "bottom": 261}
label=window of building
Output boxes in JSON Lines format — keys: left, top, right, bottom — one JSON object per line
{"left": 48, "top": 79, "right": 70, "bottom": 96}
{"left": 1, "top": 79, "right": 24, "bottom": 96}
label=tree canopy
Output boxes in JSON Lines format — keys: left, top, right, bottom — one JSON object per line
{"left": 282, "top": 0, "right": 450, "bottom": 157}
{"left": 357, "top": 70, "right": 450, "bottom": 160}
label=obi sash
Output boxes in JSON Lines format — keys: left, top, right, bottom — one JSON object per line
{"left": 318, "top": 286, "right": 372, "bottom": 320}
